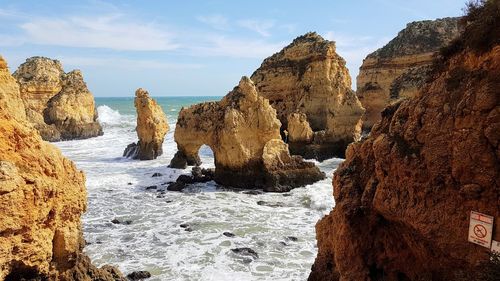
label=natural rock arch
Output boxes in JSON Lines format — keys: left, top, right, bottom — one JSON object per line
{"left": 169, "top": 77, "right": 325, "bottom": 192}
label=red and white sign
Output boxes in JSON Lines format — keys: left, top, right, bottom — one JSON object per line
{"left": 468, "top": 211, "right": 493, "bottom": 248}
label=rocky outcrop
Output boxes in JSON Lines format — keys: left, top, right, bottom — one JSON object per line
{"left": 170, "top": 76, "right": 325, "bottom": 192}
{"left": 0, "top": 55, "right": 124, "bottom": 280}
{"left": 251, "top": 32, "right": 364, "bottom": 160}
{"left": 309, "top": 5, "right": 500, "bottom": 280}
{"left": 357, "top": 17, "right": 461, "bottom": 131}
{"left": 123, "top": 88, "right": 169, "bottom": 160}
{"left": 13, "top": 56, "right": 102, "bottom": 141}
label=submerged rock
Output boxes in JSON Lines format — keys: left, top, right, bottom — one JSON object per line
{"left": 126, "top": 271, "right": 151, "bottom": 280}
{"left": 123, "top": 88, "right": 169, "bottom": 160}
{"left": 231, "top": 248, "right": 259, "bottom": 259}
{"left": 13, "top": 56, "right": 103, "bottom": 141}
{"left": 356, "top": 17, "right": 461, "bottom": 132}
{"left": 223, "top": 232, "right": 236, "bottom": 238}
{"left": 170, "top": 76, "right": 325, "bottom": 192}
{"left": 251, "top": 32, "right": 364, "bottom": 159}
{"left": 309, "top": 7, "right": 500, "bottom": 280}
{"left": 0, "top": 55, "right": 124, "bottom": 280}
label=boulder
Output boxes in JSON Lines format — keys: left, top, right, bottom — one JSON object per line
{"left": 309, "top": 6, "right": 500, "bottom": 280}
{"left": 13, "top": 56, "right": 103, "bottom": 141}
{"left": 170, "top": 76, "right": 325, "bottom": 192}
{"left": 0, "top": 55, "right": 124, "bottom": 280}
{"left": 123, "top": 88, "right": 169, "bottom": 160}
{"left": 356, "top": 17, "right": 461, "bottom": 132}
{"left": 251, "top": 32, "right": 364, "bottom": 160}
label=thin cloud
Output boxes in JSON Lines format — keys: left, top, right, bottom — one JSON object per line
{"left": 196, "top": 15, "right": 229, "bottom": 30}
{"left": 19, "top": 14, "right": 179, "bottom": 51}
{"left": 58, "top": 56, "right": 203, "bottom": 70}
{"left": 191, "top": 35, "right": 285, "bottom": 59}
{"left": 237, "top": 19, "right": 275, "bottom": 37}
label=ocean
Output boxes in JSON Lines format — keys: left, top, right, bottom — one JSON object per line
{"left": 54, "top": 97, "right": 341, "bottom": 281}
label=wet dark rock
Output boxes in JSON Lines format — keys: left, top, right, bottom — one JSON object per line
{"left": 242, "top": 190, "right": 263, "bottom": 195}
{"left": 123, "top": 142, "right": 139, "bottom": 159}
{"left": 223, "top": 232, "right": 236, "bottom": 238}
{"left": 165, "top": 200, "right": 173, "bottom": 203}
{"left": 177, "top": 174, "right": 195, "bottom": 184}
{"left": 282, "top": 193, "right": 292, "bottom": 197}
{"left": 286, "top": 236, "right": 298, "bottom": 242}
{"left": 151, "top": 172, "right": 163, "bottom": 177}
{"left": 179, "top": 223, "right": 189, "bottom": 228}
{"left": 256, "top": 201, "right": 284, "bottom": 207}
{"left": 127, "top": 182, "right": 133, "bottom": 185}
{"left": 145, "top": 185, "right": 157, "bottom": 190}
{"left": 231, "top": 247, "right": 259, "bottom": 259}
{"left": 279, "top": 241, "right": 288, "bottom": 246}
{"left": 111, "top": 219, "right": 132, "bottom": 225}
{"left": 167, "top": 181, "right": 186, "bottom": 192}
{"left": 126, "top": 270, "right": 151, "bottom": 280}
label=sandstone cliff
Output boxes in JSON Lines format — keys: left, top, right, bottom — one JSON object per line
{"left": 0, "top": 56, "right": 124, "bottom": 280}
{"left": 13, "top": 57, "right": 103, "bottom": 141}
{"left": 123, "top": 88, "right": 169, "bottom": 160}
{"left": 309, "top": 4, "right": 500, "bottom": 280}
{"left": 357, "top": 17, "right": 461, "bottom": 131}
{"left": 251, "top": 32, "right": 364, "bottom": 160}
{"left": 170, "top": 76, "right": 325, "bottom": 192}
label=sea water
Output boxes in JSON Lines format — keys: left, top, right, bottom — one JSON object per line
{"left": 54, "top": 97, "right": 341, "bottom": 281}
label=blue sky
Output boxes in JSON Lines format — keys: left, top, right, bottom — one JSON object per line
{"left": 0, "top": 0, "right": 465, "bottom": 97}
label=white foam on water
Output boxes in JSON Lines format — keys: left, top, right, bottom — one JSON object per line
{"left": 54, "top": 104, "right": 341, "bottom": 281}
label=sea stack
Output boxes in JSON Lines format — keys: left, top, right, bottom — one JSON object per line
{"left": 309, "top": 5, "right": 500, "bottom": 280}
{"left": 251, "top": 32, "right": 364, "bottom": 160}
{"left": 13, "top": 56, "right": 103, "bottom": 141}
{"left": 0, "top": 55, "right": 125, "bottom": 280}
{"left": 356, "top": 17, "right": 461, "bottom": 132}
{"left": 123, "top": 88, "right": 169, "bottom": 160}
{"left": 170, "top": 76, "right": 325, "bottom": 192}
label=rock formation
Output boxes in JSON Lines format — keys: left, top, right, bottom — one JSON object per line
{"left": 13, "top": 56, "right": 103, "bottom": 141}
{"left": 309, "top": 4, "right": 500, "bottom": 280}
{"left": 0, "top": 55, "right": 125, "bottom": 280}
{"left": 356, "top": 17, "right": 461, "bottom": 131}
{"left": 123, "top": 88, "right": 169, "bottom": 160}
{"left": 170, "top": 76, "right": 325, "bottom": 192}
{"left": 251, "top": 32, "right": 364, "bottom": 160}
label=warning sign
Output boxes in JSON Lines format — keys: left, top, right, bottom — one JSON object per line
{"left": 468, "top": 211, "right": 493, "bottom": 248}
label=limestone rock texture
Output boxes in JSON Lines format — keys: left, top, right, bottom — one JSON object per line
{"left": 171, "top": 76, "right": 325, "bottom": 192}
{"left": 357, "top": 17, "right": 461, "bottom": 131}
{"left": 0, "top": 56, "right": 125, "bottom": 280}
{"left": 123, "top": 88, "right": 169, "bottom": 160}
{"left": 13, "top": 56, "right": 102, "bottom": 141}
{"left": 251, "top": 32, "right": 364, "bottom": 160}
{"left": 309, "top": 10, "right": 500, "bottom": 281}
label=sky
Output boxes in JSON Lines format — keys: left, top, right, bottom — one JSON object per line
{"left": 0, "top": 0, "right": 466, "bottom": 97}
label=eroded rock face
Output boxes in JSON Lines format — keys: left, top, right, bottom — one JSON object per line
{"left": 170, "top": 76, "right": 325, "bottom": 192}
{"left": 309, "top": 15, "right": 500, "bottom": 281}
{"left": 13, "top": 56, "right": 102, "bottom": 141}
{"left": 123, "top": 88, "right": 169, "bottom": 160}
{"left": 251, "top": 32, "right": 364, "bottom": 160}
{"left": 0, "top": 56, "right": 124, "bottom": 280}
{"left": 357, "top": 17, "right": 461, "bottom": 131}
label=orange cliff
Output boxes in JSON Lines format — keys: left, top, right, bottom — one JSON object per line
{"left": 309, "top": 3, "right": 500, "bottom": 280}
{"left": 356, "top": 17, "right": 461, "bottom": 131}
{"left": 0, "top": 56, "right": 125, "bottom": 280}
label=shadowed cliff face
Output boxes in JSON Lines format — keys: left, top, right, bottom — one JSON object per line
{"left": 0, "top": 56, "right": 125, "bottom": 280}
{"left": 309, "top": 2, "right": 500, "bottom": 280}
{"left": 357, "top": 17, "right": 461, "bottom": 131}
{"left": 251, "top": 32, "right": 364, "bottom": 160}
{"left": 170, "top": 76, "right": 325, "bottom": 192}
{"left": 13, "top": 57, "right": 103, "bottom": 141}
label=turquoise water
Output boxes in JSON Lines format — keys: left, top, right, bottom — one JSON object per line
{"left": 95, "top": 96, "right": 221, "bottom": 119}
